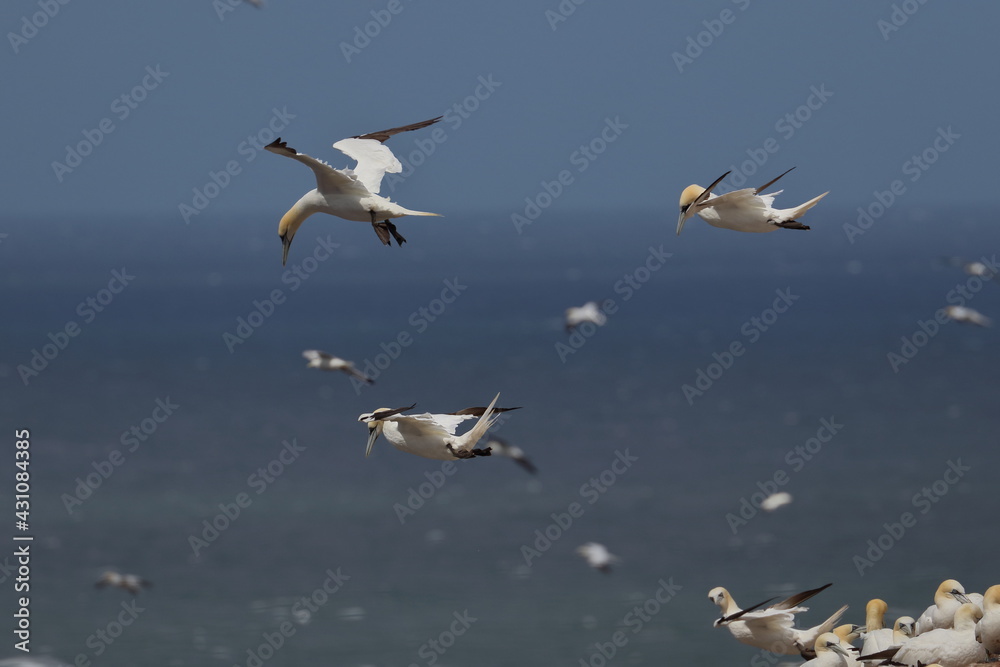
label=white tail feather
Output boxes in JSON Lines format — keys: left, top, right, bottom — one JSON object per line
{"left": 787, "top": 191, "right": 829, "bottom": 220}
{"left": 454, "top": 393, "right": 501, "bottom": 452}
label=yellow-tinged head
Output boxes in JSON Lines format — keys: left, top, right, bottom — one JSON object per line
{"left": 936, "top": 579, "right": 970, "bottom": 605}
{"left": 865, "top": 598, "right": 889, "bottom": 630}
{"left": 983, "top": 584, "right": 1000, "bottom": 610}
{"left": 894, "top": 616, "right": 916, "bottom": 637}
{"left": 833, "top": 623, "right": 862, "bottom": 644}
{"left": 679, "top": 184, "right": 707, "bottom": 209}
{"left": 277, "top": 205, "right": 315, "bottom": 267}
{"left": 953, "top": 602, "right": 983, "bottom": 629}
{"left": 814, "top": 633, "right": 849, "bottom": 657}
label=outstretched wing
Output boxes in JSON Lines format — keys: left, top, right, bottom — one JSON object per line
{"left": 302, "top": 349, "right": 332, "bottom": 361}
{"left": 265, "top": 138, "right": 367, "bottom": 196}
{"left": 332, "top": 117, "right": 443, "bottom": 194}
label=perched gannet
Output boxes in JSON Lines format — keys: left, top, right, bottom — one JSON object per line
{"left": 894, "top": 616, "right": 916, "bottom": 640}
{"left": 565, "top": 301, "right": 607, "bottom": 332}
{"left": 483, "top": 435, "right": 537, "bottom": 474}
{"left": 860, "top": 599, "right": 891, "bottom": 657}
{"left": 916, "top": 579, "right": 972, "bottom": 634}
{"left": 978, "top": 585, "right": 1000, "bottom": 656}
{"left": 709, "top": 583, "right": 847, "bottom": 656}
{"left": 801, "top": 633, "right": 852, "bottom": 667}
{"left": 944, "top": 305, "right": 992, "bottom": 327}
{"left": 359, "top": 393, "right": 517, "bottom": 460}
{"left": 833, "top": 623, "right": 863, "bottom": 645}
{"left": 302, "top": 350, "right": 373, "bottom": 385}
{"left": 265, "top": 117, "right": 443, "bottom": 265}
{"left": 869, "top": 604, "right": 985, "bottom": 667}
{"left": 760, "top": 491, "right": 793, "bottom": 512}
{"left": 576, "top": 542, "right": 618, "bottom": 574}
{"left": 95, "top": 571, "right": 151, "bottom": 595}
{"left": 676, "top": 168, "right": 828, "bottom": 236}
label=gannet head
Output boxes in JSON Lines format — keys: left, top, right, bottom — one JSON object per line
{"left": 834, "top": 623, "right": 862, "bottom": 644}
{"left": 893, "top": 616, "right": 915, "bottom": 638}
{"left": 936, "top": 579, "right": 970, "bottom": 605}
{"left": 707, "top": 587, "right": 737, "bottom": 623}
{"left": 953, "top": 602, "right": 983, "bottom": 630}
{"left": 814, "top": 633, "right": 849, "bottom": 657}
{"left": 676, "top": 171, "right": 731, "bottom": 236}
{"left": 677, "top": 185, "right": 706, "bottom": 236}
{"left": 363, "top": 419, "right": 384, "bottom": 457}
{"left": 984, "top": 585, "right": 1000, "bottom": 611}
{"left": 278, "top": 204, "right": 314, "bottom": 267}
{"left": 865, "top": 598, "right": 889, "bottom": 630}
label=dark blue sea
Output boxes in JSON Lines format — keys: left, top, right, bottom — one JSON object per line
{"left": 2, "top": 207, "right": 998, "bottom": 666}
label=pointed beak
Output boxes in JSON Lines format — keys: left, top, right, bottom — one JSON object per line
{"left": 281, "top": 234, "right": 292, "bottom": 266}
{"left": 676, "top": 209, "right": 690, "bottom": 236}
{"left": 954, "top": 592, "right": 971, "bottom": 604}
{"left": 365, "top": 425, "right": 380, "bottom": 458}
{"left": 830, "top": 644, "right": 850, "bottom": 658}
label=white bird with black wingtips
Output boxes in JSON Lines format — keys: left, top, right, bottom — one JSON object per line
{"left": 676, "top": 168, "right": 828, "bottom": 236}
{"left": 265, "top": 117, "right": 443, "bottom": 265}
{"left": 302, "top": 350, "right": 373, "bottom": 385}
{"left": 359, "top": 394, "right": 519, "bottom": 461}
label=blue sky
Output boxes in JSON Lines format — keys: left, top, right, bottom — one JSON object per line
{"left": 2, "top": 0, "right": 998, "bottom": 222}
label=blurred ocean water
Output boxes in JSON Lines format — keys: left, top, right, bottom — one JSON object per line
{"left": 2, "top": 208, "right": 998, "bottom": 666}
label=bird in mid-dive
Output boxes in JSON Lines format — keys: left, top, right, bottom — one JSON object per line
{"left": 576, "top": 542, "right": 618, "bottom": 573}
{"left": 95, "top": 571, "right": 151, "bottom": 595}
{"left": 302, "top": 350, "right": 373, "bottom": 385}
{"left": 676, "top": 168, "right": 828, "bottom": 235}
{"left": 265, "top": 117, "right": 443, "bottom": 265}
{"left": 359, "top": 393, "right": 519, "bottom": 460}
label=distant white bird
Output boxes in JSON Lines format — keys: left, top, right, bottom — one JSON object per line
{"left": 977, "top": 585, "right": 1000, "bottom": 656}
{"left": 576, "top": 542, "right": 618, "bottom": 573}
{"left": 944, "top": 305, "right": 992, "bottom": 327}
{"left": 760, "top": 491, "right": 793, "bottom": 512}
{"left": 801, "top": 633, "right": 852, "bottom": 667}
{"left": 565, "top": 301, "right": 607, "bottom": 332}
{"left": 709, "top": 583, "right": 847, "bottom": 656}
{"left": 95, "top": 571, "right": 151, "bottom": 595}
{"left": 359, "top": 394, "right": 519, "bottom": 460}
{"left": 873, "top": 604, "right": 985, "bottom": 667}
{"left": 302, "top": 350, "right": 373, "bottom": 385}
{"left": 483, "top": 435, "right": 537, "bottom": 474}
{"left": 265, "top": 117, "right": 443, "bottom": 265}
{"left": 916, "top": 579, "right": 972, "bottom": 634}
{"left": 676, "top": 168, "right": 828, "bottom": 235}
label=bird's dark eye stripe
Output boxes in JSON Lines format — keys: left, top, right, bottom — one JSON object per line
{"left": 680, "top": 204, "right": 690, "bottom": 213}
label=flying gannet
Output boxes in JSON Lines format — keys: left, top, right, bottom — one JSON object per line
{"left": 359, "top": 393, "right": 518, "bottom": 460}
{"left": 944, "top": 305, "right": 992, "bottom": 327}
{"left": 676, "top": 168, "right": 828, "bottom": 236}
{"left": 709, "top": 583, "right": 848, "bottom": 657}
{"left": 265, "top": 117, "right": 443, "bottom": 265}
{"left": 95, "top": 571, "right": 151, "bottom": 595}
{"left": 302, "top": 350, "right": 373, "bottom": 385}
{"left": 482, "top": 435, "right": 537, "bottom": 474}
{"left": 576, "top": 542, "right": 618, "bottom": 574}
{"left": 565, "top": 301, "right": 607, "bottom": 332}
